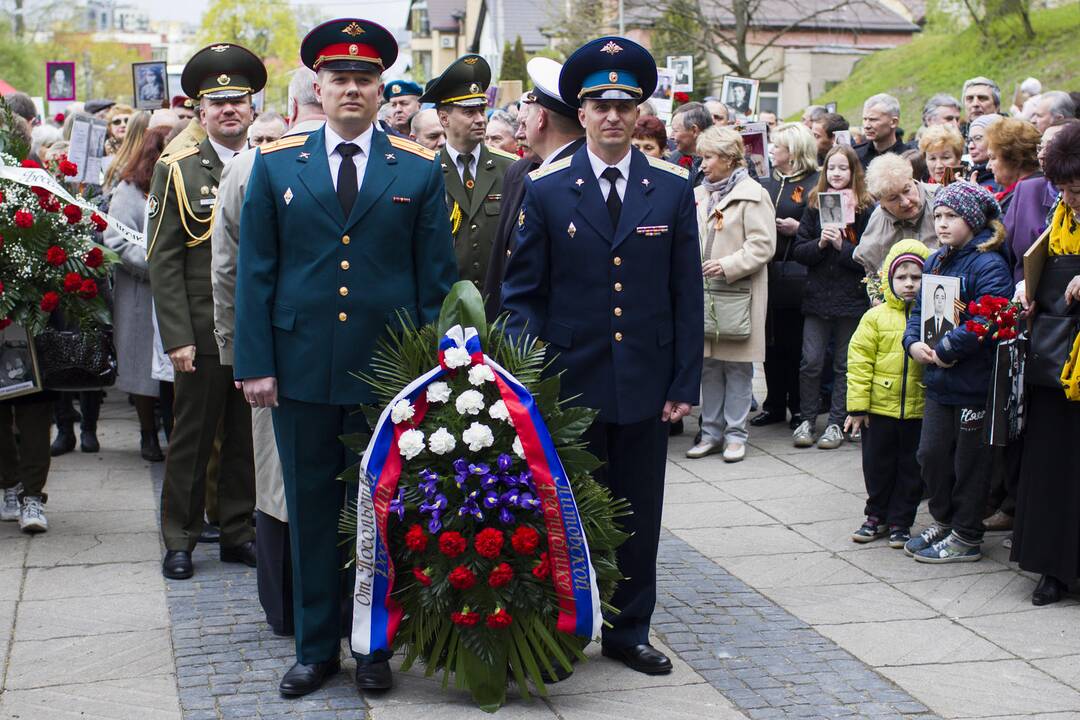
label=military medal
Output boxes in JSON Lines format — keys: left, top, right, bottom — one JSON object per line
{"left": 517, "top": 209, "right": 525, "bottom": 228}
{"left": 465, "top": 179, "right": 475, "bottom": 190}
{"left": 283, "top": 187, "right": 294, "bottom": 205}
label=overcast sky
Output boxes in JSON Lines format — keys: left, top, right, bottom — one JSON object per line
{"left": 127, "top": 0, "right": 412, "bottom": 31}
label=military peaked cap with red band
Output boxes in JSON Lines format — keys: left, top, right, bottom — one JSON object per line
{"left": 300, "top": 19, "right": 398, "bottom": 73}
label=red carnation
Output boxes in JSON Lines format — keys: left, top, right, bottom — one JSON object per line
{"left": 485, "top": 609, "right": 512, "bottom": 629}
{"left": 62, "top": 204, "right": 82, "bottom": 224}
{"left": 20, "top": 158, "right": 40, "bottom": 169}
{"left": 451, "top": 610, "right": 480, "bottom": 627}
{"left": 28, "top": 185, "right": 49, "bottom": 198}
{"left": 412, "top": 567, "right": 432, "bottom": 587}
{"left": 447, "top": 565, "right": 476, "bottom": 590}
{"left": 438, "top": 531, "right": 468, "bottom": 558}
{"left": 674, "top": 91, "right": 690, "bottom": 103}
{"left": 78, "top": 279, "right": 98, "bottom": 300}
{"left": 532, "top": 552, "right": 550, "bottom": 581}
{"left": 510, "top": 526, "right": 540, "bottom": 555}
{"left": 678, "top": 155, "right": 694, "bottom": 168}
{"left": 45, "top": 246, "right": 67, "bottom": 266}
{"left": 54, "top": 112, "right": 65, "bottom": 124}
{"left": 40, "top": 291, "right": 60, "bottom": 312}
{"left": 474, "top": 528, "right": 504, "bottom": 559}
{"left": 58, "top": 156, "right": 78, "bottom": 177}
{"left": 63, "top": 272, "right": 83, "bottom": 293}
{"left": 14, "top": 209, "right": 34, "bottom": 228}
{"left": 90, "top": 213, "right": 108, "bottom": 232}
{"left": 405, "top": 524, "right": 429, "bottom": 552}
{"left": 38, "top": 194, "right": 60, "bottom": 212}
{"left": 488, "top": 562, "right": 513, "bottom": 588}
{"left": 84, "top": 247, "right": 104, "bottom": 269}
{"left": 0, "top": 317, "right": 10, "bottom": 331}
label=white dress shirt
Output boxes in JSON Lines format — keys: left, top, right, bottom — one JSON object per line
{"left": 208, "top": 137, "right": 241, "bottom": 165}
{"left": 586, "top": 146, "right": 631, "bottom": 201}
{"left": 540, "top": 139, "right": 577, "bottom": 169}
{"left": 324, "top": 123, "right": 374, "bottom": 192}
{"left": 444, "top": 143, "right": 482, "bottom": 184}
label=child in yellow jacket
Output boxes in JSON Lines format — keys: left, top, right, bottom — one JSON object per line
{"left": 845, "top": 239, "right": 930, "bottom": 547}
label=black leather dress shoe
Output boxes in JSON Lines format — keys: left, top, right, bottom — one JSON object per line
{"left": 279, "top": 659, "right": 340, "bottom": 697}
{"left": 80, "top": 429, "right": 100, "bottom": 453}
{"left": 355, "top": 660, "right": 393, "bottom": 691}
{"left": 162, "top": 551, "right": 193, "bottom": 579}
{"left": 50, "top": 427, "right": 76, "bottom": 457}
{"left": 1032, "top": 574, "right": 1065, "bottom": 606}
{"left": 750, "top": 410, "right": 785, "bottom": 427}
{"left": 221, "top": 540, "right": 257, "bottom": 567}
{"left": 601, "top": 644, "right": 673, "bottom": 675}
{"left": 197, "top": 521, "right": 220, "bottom": 544}
{"left": 540, "top": 662, "right": 574, "bottom": 683}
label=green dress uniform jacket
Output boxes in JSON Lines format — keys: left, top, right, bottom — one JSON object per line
{"left": 437, "top": 144, "right": 517, "bottom": 285}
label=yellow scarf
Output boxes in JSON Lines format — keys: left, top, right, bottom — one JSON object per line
{"left": 1048, "top": 201, "right": 1080, "bottom": 256}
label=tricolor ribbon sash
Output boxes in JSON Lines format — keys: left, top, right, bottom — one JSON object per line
{"left": 352, "top": 325, "right": 602, "bottom": 654}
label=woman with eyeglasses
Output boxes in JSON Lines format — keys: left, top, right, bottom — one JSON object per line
{"left": 104, "top": 103, "right": 134, "bottom": 155}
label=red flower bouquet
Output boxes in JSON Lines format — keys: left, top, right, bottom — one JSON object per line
{"left": 964, "top": 295, "right": 1021, "bottom": 341}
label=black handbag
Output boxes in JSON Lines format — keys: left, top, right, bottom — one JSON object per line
{"left": 1027, "top": 255, "right": 1080, "bottom": 389}
{"left": 35, "top": 327, "right": 117, "bottom": 391}
{"left": 767, "top": 238, "right": 807, "bottom": 312}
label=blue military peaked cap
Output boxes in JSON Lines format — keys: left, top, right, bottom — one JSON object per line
{"left": 300, "top": 18, "right": 398, "bottom": 74}
{"left": 383, "top": 79, "right": 423, "bottom": 101}
{"left": 558, "top": 36, "right": 657, "bottom": 108}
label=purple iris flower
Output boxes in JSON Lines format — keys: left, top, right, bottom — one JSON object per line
{"left": 498, "top": 507, "right": 515, "bottom": 525}
{"left": 419, "top": 493, "right": 447, "bottom": 534}
{"left": 468, "top": 463, "right": 490, "bottom": 476}
{"left": 482, "top": 490, "right": 501, "bottom": 510}
{"left": 458, "top": 490, "right": 485, "bottom": 521}
{"left": 389, "top": 487, "right": 405, "bottom": 520}
{"left": 497, "top": 454, "right": 514, "bottom": 472}
{"left": 517, "top": 491, "right": 541, "bottom": 513}
{"left": 418, "top": 469, "right": 439, "bottom": 497}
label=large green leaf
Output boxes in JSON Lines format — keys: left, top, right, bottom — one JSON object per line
{"left": 463, "top": 643, "right": 508, "bottom": 713}
{"left": 437, "top": 281, "right": 488, "bottom": 341}
{"left": 547, "top": 406, "right": 599, "bottom": 445}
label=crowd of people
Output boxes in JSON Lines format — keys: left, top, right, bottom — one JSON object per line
{"left": 1, "top": 21, "right": 1079, "bottom": 701}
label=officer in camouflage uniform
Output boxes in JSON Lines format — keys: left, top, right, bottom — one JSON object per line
{"left": 147, "top": 43, "right": 264, "bottom": 580}
{"left": 419, "top": 55, "right": 517, "bottom": 286}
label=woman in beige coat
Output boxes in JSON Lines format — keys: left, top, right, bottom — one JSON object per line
{"left": 687, "top": 126, "right": 777, "bottom": 462}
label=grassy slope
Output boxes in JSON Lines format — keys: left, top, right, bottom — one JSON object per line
{"left": 812, "top": 4, "right": 1080, "bottom": 131}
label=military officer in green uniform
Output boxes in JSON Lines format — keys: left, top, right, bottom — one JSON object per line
{"left": 148, "top": 43, "right": 265, "bottom": 581}
{"left": 419, "top": 55, "right": 517, "bottom": 285}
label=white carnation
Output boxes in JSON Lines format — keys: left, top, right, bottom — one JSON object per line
{"left": 427, "top": 382, "right": 451, "bottom": 403}
{"left": 488, "top": 399, "right": 511, "bottom": 422}
{"left": 398, "top": 429, "right": 425, "bottom": 460}
{"left": 512, "top": 435, "right": 526, "bottom": 459}
{"left": 443, "top": 346, "right": 471, "bottom": 369}
{"left": 428, "top": 427, "right": 456, "bottom": 455}
{"left": 462, "top": 422, "right": 495, "bottom": 452}
{"left": 390, "top": 399, "right": 415, "bottom": 425}
{"left": 455, "top": 389, "right": 486, "bottom": 416}
{"left": 468, "top": 364, "right": 495, "bottom": 386}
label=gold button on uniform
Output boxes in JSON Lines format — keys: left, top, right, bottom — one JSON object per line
{"left": 342, "top": 235, "right": 350, "bottom": 245}
{"left": 470, "top": 224, "right": 478, "bottom": 232}
{"left": 614, "top": 332, "right": 623, "bottom": 342}
{"left": 613, "top": 256, "right": 622, "bottom": 266}
{"left": 338, "top": 312, "right": 347, "bottom": 322}
{"left": 614, "top": 307, "right": 623, "bottom": 317}
{"left": 614, "top": 282, "right": 623, "bottom": 292}
{"left": 339, "top": 286, "right": 348, "bottom": 296}
{"left": 340, "top": 260, "right": 350, "bottom": 270}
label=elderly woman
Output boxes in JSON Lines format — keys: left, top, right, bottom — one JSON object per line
{"left": 102, "top": 126, "right": 171, "bottom": 462}
{"left": 966, "top": 113, "right": 1002, "bottom": 190}
{"left": 986, "top": 117, "right": 1042, "bottom": 214}
{"left": 1011, "top": 121, "right": 1080, "bottom": 606}
{"left": 919, "top": 124, "right": 965, "bottom": 184}
{"left": 755, "top": 122, "right": 819, "bottom": 429}
{"left": 854, "top": 153, "right": 941, "bottom": 274}
{"left": 631, "top": 115, "right": 667, "bottom": 159}
{"left": 687, "top": 126, "right": 776, "bottom": 462}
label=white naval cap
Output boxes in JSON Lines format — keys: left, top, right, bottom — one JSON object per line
{"left": 522, "top": 57, "right": 577, "bottom": 119}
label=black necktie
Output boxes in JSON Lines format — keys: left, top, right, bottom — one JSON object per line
{"left": 601, "top": 166, "right": 622, "bottom": 228}
{"left": 336, "top": 142, "right": 360, "bottom": 217}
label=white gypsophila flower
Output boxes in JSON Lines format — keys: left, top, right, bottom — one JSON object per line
{"left": 512, "top": 435, "right": 526, "bottom": 459}
{"left": 443, "top": 345, "right": 471, "bottom": 369}
{"left": 467, "top": 364, "right": 495, "bottom": 386}
{"left": 455, "top": 389, "right": 486, "bottom": 416}
{"left": 398, "top": 429, "right": 426, "bottom": 460}
{"left": 462, "top": 422, "right": 495, "bottom": 453}
{"left": 390, "top": 399, "right": 415, "bottom": 425}
{"left": 488, "top": 399, "right": 511, "bottom": 422}
{"left": 427, "top": 382, "right": 451, "bottom": 403}
{"left": 428, "top": 427, "right": 456, "bottom": 455}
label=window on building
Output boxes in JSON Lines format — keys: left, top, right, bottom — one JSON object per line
{"left": 758, "top": 81, "right": 780, "bottom": 116}
{"left": 411, "top": 2, "right": 430, "bottom": 37}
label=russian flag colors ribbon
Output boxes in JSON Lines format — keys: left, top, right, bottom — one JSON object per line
{"left": 352, "top": 326, "right": 602, "bottom": 655}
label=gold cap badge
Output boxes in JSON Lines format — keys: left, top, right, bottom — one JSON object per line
{"left": 217, "top": 74, "right": 230, "bottom": 85}
{"left": 469, "top": 82, "right": 480, "bottom": 93}
{"left": 609, "top": 71, "right": 619, "bottom": 83}
{"left": 342, "top": 21, "right": 365, "bottom": 36}
{"left": 348, "top": 44, "right": 359, "bottom": 55}
{"left": 392, "top": 84, "right": 401, "bottom": 94}
{"left": 210, "top": 44, "right": 229, "bottom": 52}
{"left": 600, "top": 41, "right": 623, "bottom": 55}
{"left": 464, "top": 57, "right": 479, "bottom": 65}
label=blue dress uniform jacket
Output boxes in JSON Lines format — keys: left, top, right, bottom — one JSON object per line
{"left": 234, "top": 127, "right": 458, "bottom": 404}
{"left": 501, "top": 146, "right": 704, "bottom": 425}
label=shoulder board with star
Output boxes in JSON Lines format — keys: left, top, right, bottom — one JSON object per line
{"left": 259, "top": 135, "right": 309, "bottom": 154}
{"left": 528, "top": 156, "right": 572, "bottom": 181}
{"left": 160, "top": 146, "right": 199, "bottom": 165}
{"left": 387, "top": 135, "right": 437, "bottom": 161}
{"left": 486, "top": 146, "right": 519, "bottom": 161}
{"left": 647, "top": 155, "right": 689, "bottom": 179}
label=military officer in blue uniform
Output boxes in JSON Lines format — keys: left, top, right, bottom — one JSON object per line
{"left": 382, "top": 79, "right": 422, "bottom": 136}
{"left": 234, "top": 18, "right": 457, "bottom": 697}
{"left": 501, "top": 36, "right": 703, "bottom": 676}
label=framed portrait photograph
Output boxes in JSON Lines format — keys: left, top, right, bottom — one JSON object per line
{"left": 45, "top": 61, "right": 76, "bottom": 102}
{"left": 833, "top": 130, "right": 852, "bottom": 147}
{"left": 825, "top": 102, "right": 838, "bottom": 113}
{"left": 818, "top": 191, "right": 845, "bottom": 228}
{"left": 721, "top": 75, "right": 758, "bottom": 118}
{"left": 921, "top": 274, "right": 961, "bottom": 349}
{"left": 739, "top": 122, "right": 769, "bottom": 178}
{"left": 666, "top": 55, "right": 694, "bottom": 94}
{"left": 132, "top": 61, "right": 168, "bottom": 110}
{"left": 651, "top": 67, "right": 676, "bottom": 119}
{"left": 0, "top": 324, "right": 43, "bottom": 400}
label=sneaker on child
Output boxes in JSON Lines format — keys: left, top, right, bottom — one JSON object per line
{"left": 816, "top": 424, "right": 844, "bottom": 450}
{"left": 913, "top": 531, "right": 981, "bottom": 563}
{"left": 851, "top": 516, "right": 888, "bottom": 543}
{"left": 904, "top": 523, "right": 951, "bottom": 557}
{"left": 792, "top": 420, "right": 815, "bottom": 448}
{"left": 1, "top": 484, "right": 22, "bottom": 522}
{"left": 888, "top": 527, "right": 911, "bottom": 549}
{"left": 18, "top": 496, "right": 48, "bottom": 534}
